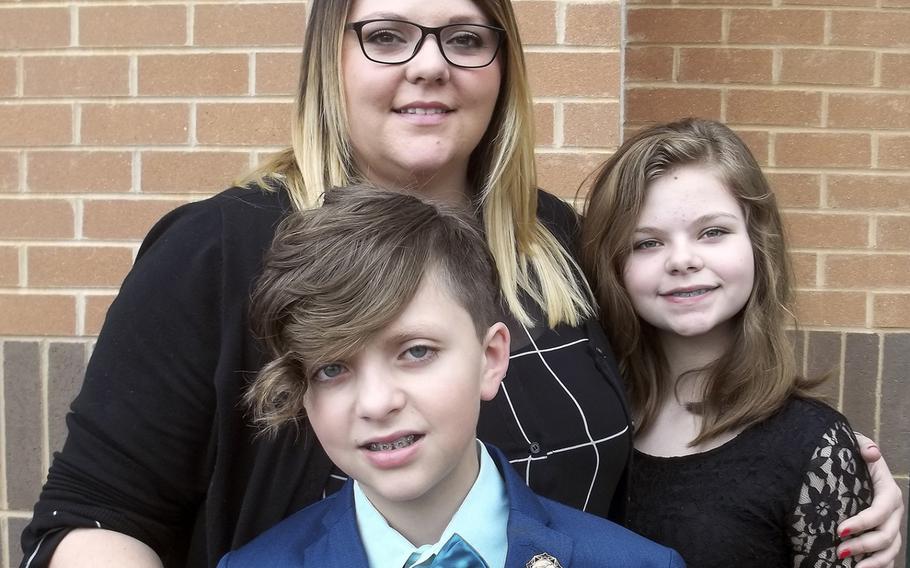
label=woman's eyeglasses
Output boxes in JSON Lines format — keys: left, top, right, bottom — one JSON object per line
{"left": 346, "top": 19, "right": 505, "bottom": 69}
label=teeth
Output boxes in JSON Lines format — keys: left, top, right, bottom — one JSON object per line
{"left": 672, "top": 289, "right": 710, "bottom": 298}
{"left": 399, "top": 108, "right": 448, "bottom": 115}
{"left": 368, "top": 434, "right": 416, "bottom": 452}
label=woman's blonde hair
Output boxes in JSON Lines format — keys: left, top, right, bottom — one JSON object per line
{"left": 242, "top": 0, "right": 591, "bottom": 327}
{"left": 581, "top": 118, "right": 820, "bottom": 446}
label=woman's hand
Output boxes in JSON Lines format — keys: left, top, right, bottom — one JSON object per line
{"left": 837, "top": 434, "right": 904, "bottom": 568}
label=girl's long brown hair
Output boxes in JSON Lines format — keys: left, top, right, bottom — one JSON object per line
{"left": 581, "top": 118, "right": 821, "bottom": 446}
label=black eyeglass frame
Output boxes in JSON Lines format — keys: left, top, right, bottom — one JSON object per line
{"left": 345, "top": 19, "right": 506, "bottom": 69}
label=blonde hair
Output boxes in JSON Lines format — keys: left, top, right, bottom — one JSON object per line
{"left": 242, "top": 0, "right": 592, "bottom": 328}
{"left": 248, "top": 186, "right": 502, "bottom": 433}
{"left": 581, "top": 118, "right": 821, "bottom": 446}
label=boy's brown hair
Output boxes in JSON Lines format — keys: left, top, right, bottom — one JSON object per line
{"left": 248, "top": 186, "right": 501, "bottom": 434}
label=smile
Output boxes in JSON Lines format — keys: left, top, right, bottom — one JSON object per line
{"left": 395, "top": 108, "right": 451, "bottom": 115}
{"left": 367, "top": 434, "right": 419, "bottom": 452}
{"left": 661, "top": 286, "right": 718, "bottom": 298}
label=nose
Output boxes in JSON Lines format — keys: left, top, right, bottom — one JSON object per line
{"left": 404, "top": 34, "right": 451, "bottom": 84}
{"left": 665, "top": 242, "right": 704, "bottom": 274}
{"left": 354, "top": 365, "right": 406, "bottom": 420}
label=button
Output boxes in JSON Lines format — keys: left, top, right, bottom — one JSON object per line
{"left": 529, "top": 442, "right": 541, "bottom": 454}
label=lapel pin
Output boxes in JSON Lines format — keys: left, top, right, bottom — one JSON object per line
{"left": 526, "top": 552, "right": 563, "bottom": 568}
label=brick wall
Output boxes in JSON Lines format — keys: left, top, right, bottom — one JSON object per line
{"left": 0, "top": 1, "right": 621, "bottom": 566}
{"left": 627, "top": 0, "right": 910, "bottom": 562}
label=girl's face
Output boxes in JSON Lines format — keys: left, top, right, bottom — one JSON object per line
{"left": 341, "top": 0, "right": 502, "bottom": 197}
{"left": 622, "top": 165, "right": 756, "bottom": 342}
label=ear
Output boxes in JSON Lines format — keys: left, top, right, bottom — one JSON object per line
{"left": 479, "top": 322, "right": 510, "bottom": 401}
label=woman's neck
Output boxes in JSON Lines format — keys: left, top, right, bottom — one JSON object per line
{"left": 362, "top": 164, "right": 472, "bottom": 207}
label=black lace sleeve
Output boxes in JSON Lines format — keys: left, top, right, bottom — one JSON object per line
{"left": 789, "top": 419, "right": 874, "bottom": 567}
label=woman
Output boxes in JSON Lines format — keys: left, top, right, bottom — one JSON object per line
{"left": 22, "top": 1, "right": 902, "bottom": 568}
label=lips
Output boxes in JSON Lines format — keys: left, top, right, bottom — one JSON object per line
{"left": 660, "top": 285, "right": 719, "bottom": 298}
{"left": 361, "top": 432, "right": 424, "bottom": 452}
{"left": 393, "top": 102, "right": 453, "bottom": 115}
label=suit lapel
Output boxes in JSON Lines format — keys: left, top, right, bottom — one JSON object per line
{"left": 488, "top": 446, "right": 575, "bottom": 568}
{"left": 302, "top": 480, "right": 371, "bottom": 566}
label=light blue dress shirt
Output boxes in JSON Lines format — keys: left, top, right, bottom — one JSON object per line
{"left": 353, "top": 441, "right": 509, "bottom": 568}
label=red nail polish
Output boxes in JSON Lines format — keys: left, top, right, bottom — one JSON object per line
{"left": 839, "top": 549, "right": 851, "bottom": 560}
{"left": 839, "top": 528, "right": 851, "bottom": 538}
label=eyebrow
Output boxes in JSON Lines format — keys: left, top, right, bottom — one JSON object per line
{"left": 355, "top": 12, "right": 490, "bottom": 25}
{"left": 633, "top": 212, "right": 741, "bottom": 234}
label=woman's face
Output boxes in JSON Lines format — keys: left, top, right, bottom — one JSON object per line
{"left": 341, "top": 0, "right": 502, "bottom": 198}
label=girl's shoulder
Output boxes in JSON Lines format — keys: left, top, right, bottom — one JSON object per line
{"left": 756, "top": 396, "right": 860, "bottom": 464}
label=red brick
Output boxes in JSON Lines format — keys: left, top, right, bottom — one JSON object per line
{"left": 790, "top": 252, "right": 818, "bottom": 287}
{"left": 564, "top": 103, "right": 621, "bottom": 148}
{"left": 628, "top": 9, "right": 722, "bottom": 44}
{"left": 28, "top": 246, "right": 133, "bottom": 288}
{"left": 141, "top": 152, "right": 250, "bottom": 194}
{"left": 784, "top": 212, "right": 869, "bottom": 249}
{"left": 196, "top": 103, "right": 292, "bottom": 146}
{"left": 825, "top": 254, "right": 910, "bottom": 288}
{"left": 0, "top": 247, "right": 19, "bottom": 287}
{"left": 23, "top": 56, "right": 129, "bottom": 97}
{"left": 85, "top": 294, "right": 116, "bottom": 335}
{"left": 734, "top": 129, "right": 770, "bottom": 166}
{"left": 881, "top": 54, "right": 910, "bottom": 89}
{"left": 194, "top": 3, "right": 306, "bottom": 47}
{"left": 256, "top": 52, "right": 300, "bottom": 96}
{"left": 527, "top": 53, "right": 620, "bottom": 97}
{"left": 794, "top": 291, "right": 867, "bottom": 327}
{"left": 828, "top": 175, "right": 910, "bottom": 211}
{"left": 80, "top": 5, "right": 186, "bottom": 47}
{"left": 0, "top": 8, "right": 69, "bottom": 49}
{"left": 81, "top": 104, "right": 189, "bottom": 146}
{"left": 0, "top": 199, "right": 73, "bottom": 239}
{"left": 830, "top": 11, "right": 910, "bottom": 48}
{"left": 626, "top": 47, "right": 674, "bottom": 82}
{"left": 780, "top": 49, "right": 875, "bottom": 87}
{"left": 678, "top": 48, "right": 772, "bottom": 84}
{"left": 0, "top": 105, "right": 72, "bottom": 147}
{"left": 514, "top": 1, "right": 557, "bottom": 45}
{"left": 83, "top": 200, "right": 186, "bottom": 240}
{"left": 873, "top": 294, "right": 910, "bottom": 328}
{"left": 729, "top": 9, "right": 825, "bottom": 45}
{"left": 783, "top": 0, "right": 874, "bottom": 5}
{"left": 876, "top": 216, "right": 910, "bottom": 251}
{"left": 566, "top": 3, "right": 620, "bottom": 47}
{"left": 139, "top": 54, "right": 248, "bottom": 96}
{"left": 774, "top": 133, "right": 871, "bottom": 168}
{"left": 0, "top": 295, "right": 75, "bottom": 335}
{"left": 767, "top": 173, "right": 821, "bottom": 208}
{"left": 626, "top": 88, "right": 722, "bottom": 124}
{"left": 879, "top": 136, "right": 910, "bottom": 170}
{"left": 534, "top": 103, "right": 554, "bottom": 147}
{"left": 0, "top": 152, "right": 18, "bottom": 192}
{"left": 28, "top": 151, "right": 132, "bottom": 193}
{"left": 0, "top": 57, "right": 17, "bottom": 97}
{"left": 727, "top": 90, "right": 821, "bottom": 128}
{"left": 829, "top": 94, "right": 910, "bottom": 130}
{"left": 536, "top": 152, "right": 609, "bottom": 199}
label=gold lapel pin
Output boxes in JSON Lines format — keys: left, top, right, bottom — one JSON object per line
{"left": 526, "top": 552, "right": 563, "bottom": 568}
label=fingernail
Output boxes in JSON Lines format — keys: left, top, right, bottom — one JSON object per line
{"left": 839, "top": 528, "right": 851, "bottom": 538}
{"left": 839, "top": 549, "right": 851, "bottom": 560}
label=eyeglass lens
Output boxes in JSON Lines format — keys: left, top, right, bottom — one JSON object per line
{"left": 357, "top": 20, "right": 500, "bottom": 67}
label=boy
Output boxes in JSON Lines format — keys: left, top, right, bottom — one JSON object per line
{"left": 219, "top": 187, "right": 685, "bottom": 568}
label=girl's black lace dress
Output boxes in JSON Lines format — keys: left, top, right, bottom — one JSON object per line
{"left": 627, "top": 397, "right": 873, "bottom": 567}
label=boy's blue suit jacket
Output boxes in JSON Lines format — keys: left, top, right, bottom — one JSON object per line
{"left": 218, "top": 445, "right": 685, "bottom": 567}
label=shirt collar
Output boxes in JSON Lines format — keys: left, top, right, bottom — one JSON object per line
{"left": 353, "top": 441, "right": 509, "bottom": 568}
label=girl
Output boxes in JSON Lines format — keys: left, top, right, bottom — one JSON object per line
{"left": 581, "top": 118, "right": 876, "bottom": 566}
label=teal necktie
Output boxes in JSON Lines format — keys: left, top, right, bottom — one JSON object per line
{"left": 404, "top": 533, "right": 489, "bottom": 568}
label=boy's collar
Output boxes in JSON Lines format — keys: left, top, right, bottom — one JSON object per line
{"left": 353, "top": 440, "right": 509, "bottom": 568}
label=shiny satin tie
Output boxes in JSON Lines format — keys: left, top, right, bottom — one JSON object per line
{"left": 404, "top": 533, "right": 489, "bottom": 568}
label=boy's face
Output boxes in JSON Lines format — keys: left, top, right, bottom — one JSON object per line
{"left": 303, "top": 272, "right": 510, "bottom": 514}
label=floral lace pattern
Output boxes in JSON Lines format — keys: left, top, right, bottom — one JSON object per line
{"left": 790, "top": 420, "right": 874, "bottom": 567}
